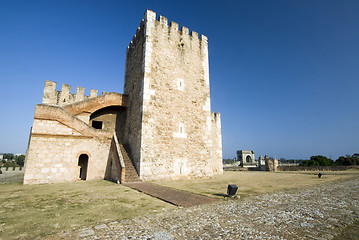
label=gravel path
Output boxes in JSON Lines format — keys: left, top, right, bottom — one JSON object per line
{"left": 60, "top": 177, "right": 359, "bottom": 239}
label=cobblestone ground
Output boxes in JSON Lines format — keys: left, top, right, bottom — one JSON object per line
{"left": 59, "top": 178, "right": 359, "bottom": 239}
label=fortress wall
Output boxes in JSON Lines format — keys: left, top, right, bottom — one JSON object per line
{"left": 24, "top": 115, "right": 112, "bottom": 184}
{"left": 23, "top": 105, "right": 113, "bottom": 184}
{"left": 33, "top": 104, "right": 113, "bottom": 138}
{"left": 130, "top": 10, "right": 219, "bottom": 180}
{"left": 24, "top": 135, "right": 111, "bottom": 184}
{"left": 89, "top": 106, "right": 127, "bottom": 142}
{"left": 0, "top": 167, "right": 23, "bottom": 172}
{"left": 32, "top": 119, "right": 83, "bottom": 136}
{"left": 211, "top": 112, "right": 224, "bottom": 174}
{"left": 42, "top": 80, "right": 100, "bottom": 107}
{"left": 123, "top": 18, "right": 146, "bottom": 173}
{"left": 64, "top": 92, "right": 128, "bottom": 115}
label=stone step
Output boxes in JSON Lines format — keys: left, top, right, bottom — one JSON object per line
{"left": 118, "top": 144, "right": 141, "bottom": 183}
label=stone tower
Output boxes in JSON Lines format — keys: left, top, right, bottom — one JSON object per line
{"left": 23, "top": 10, "right": 222, "bottom": 184}
{"left": 123, "top": 10, "right": 222, "bottom": 180}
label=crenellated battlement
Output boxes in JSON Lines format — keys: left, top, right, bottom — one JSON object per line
{"left": 127, "top": 10, "right": 208, "bottom": 50}
{"left": 42, "top": 80, "right": 101, "bottom": 106}
{"left": 150, "top": 10, "right": 207, "bottom": 41}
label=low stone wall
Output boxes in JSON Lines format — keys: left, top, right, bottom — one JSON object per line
{"left": 278, "top": 165, "right": 359, "bottom": 171}
{"left": 223, "top": 166, "right": 249, "bottom": 171}
{"left": 0, "top": 167, "right": 24, "bottom": 172}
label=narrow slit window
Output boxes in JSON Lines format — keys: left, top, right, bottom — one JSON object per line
{"left": 174, "top": 122, "right": 187, "bottom": 138}
{"left": 177, "top": 78, "right": 184, "bottom": 91}
{"left": 179, "top": 123, "right": 184, "bottom": 133}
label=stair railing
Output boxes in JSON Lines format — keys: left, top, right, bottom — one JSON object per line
{"left": 113, "top": 133, "right": 126, "bottom": 183}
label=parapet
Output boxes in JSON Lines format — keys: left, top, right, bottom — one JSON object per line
{"left": 128, "top": 9, "right": 208, "bottom": 49}
{"left": 42, "top": 80, "right": 100, "bottom": 106}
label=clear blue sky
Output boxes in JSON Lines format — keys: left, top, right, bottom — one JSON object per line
{"left": 1, "top": 0, "right": 358, "bottom": 160}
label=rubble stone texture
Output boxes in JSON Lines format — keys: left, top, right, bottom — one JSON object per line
{"left": 24, "top": 10, "right": 223, "bottom": 184}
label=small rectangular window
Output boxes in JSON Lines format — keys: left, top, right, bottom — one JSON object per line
{"left": 92, "top": 120, "right": 103, "bottom": 129}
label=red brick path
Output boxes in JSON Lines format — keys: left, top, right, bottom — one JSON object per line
{"left": 123, "top": 182, "right": 217, "bottom": 207}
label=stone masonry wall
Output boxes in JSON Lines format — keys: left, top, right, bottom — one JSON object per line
{"left": 42, "top": 80, "right": 99, "bottom": 106}
{"left": 211, "top": 113, "right": 223, "bottom": 174}
{"left": 123, "top": 19, "right": 146, "bottom": 172}
{"left": 24, "top": 104, "right": 114, "bottom": 184}
{"left": 265, "top": 158, "right": 279, "bottom": 172}
{"left": 24, "top": 123, "right": 111, "bottom": 184}
{"left": 89, "top": 107, "right": 127, "bottom": 141}
{"left": 128, "top": 10, "right": 222, "bottom": 180}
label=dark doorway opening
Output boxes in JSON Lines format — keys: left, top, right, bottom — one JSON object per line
{"left": 92, "top": 120, "right": 103, "bottom": 129}
{"left": 246, "top": 155, "right": 252, "bottom": 163}
{"left": 78, "top": 154, "right": 89, "bottom": 180}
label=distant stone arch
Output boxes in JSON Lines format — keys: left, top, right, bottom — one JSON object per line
{"left": 246, "top": 155, "right": 252, "bottom": 163}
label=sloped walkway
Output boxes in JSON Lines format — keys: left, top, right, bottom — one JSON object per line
{"left": 123, "top": 182, "right": 217, "bottom": 207}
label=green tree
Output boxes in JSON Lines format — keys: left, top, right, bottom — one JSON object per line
{"left": 336, "top": 154, "right": 359, "bottom": 166}
{"left": 15, "top": 155, "right": 25, "bottom": 166}
{"left": 3, "top": 153, "right": 14, "bottom": 160}
{"left": 300, "top": 155, "right": 334, "bottom": 166}
{"left": 310, "top": 155, "right": 334, "bottom": 166}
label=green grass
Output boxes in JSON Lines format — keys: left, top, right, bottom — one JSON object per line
{"left": 153, "top": 170, "right": 359, "bottom": 238}
{"left": 1, "top": 170, "right": 358, "bottom": 239}
{"left": 152, "top": 170, "right": 359, "bottom": 199}
{"left": 0, "top": 173, "right": 174, "bottom": 240}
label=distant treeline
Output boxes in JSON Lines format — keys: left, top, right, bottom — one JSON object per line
{"left": 223, "top": 154, "right": 359, "bottom": 167}
{"left": 223, "top": 158, "right": 306, "bottom": 164}
{"left": 300, "top": 154, "right": 359, "bottom": 166}
{"left": 0, "top": 153, "right": 25, "bottom": 167}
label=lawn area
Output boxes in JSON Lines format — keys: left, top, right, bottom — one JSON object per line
{"left": 152, "top": 170, "right": 359, "bottom": 199}
{"left": 1, "top": 170, "right": 358, "bottom": 239}
{"left": 0, "top": 173, "right": 174, "bottom": 240}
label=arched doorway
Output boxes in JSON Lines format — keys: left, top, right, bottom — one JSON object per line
{"left": 246, "top": 155, "right": 252, "bottom": 163}
{"left": 78, "top": 154, "right": 89, "bottom": 180}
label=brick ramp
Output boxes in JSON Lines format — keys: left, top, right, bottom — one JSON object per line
{"left": 123, "top": 182, "right": 217, "bottom": 207}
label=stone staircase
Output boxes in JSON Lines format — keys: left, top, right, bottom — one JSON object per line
{"left": 118, "top": 144, "right": 141, "bottom": 183}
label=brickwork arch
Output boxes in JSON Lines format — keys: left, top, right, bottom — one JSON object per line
{"left": 64, "top": 93, "right": 128, "bottom": 116}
